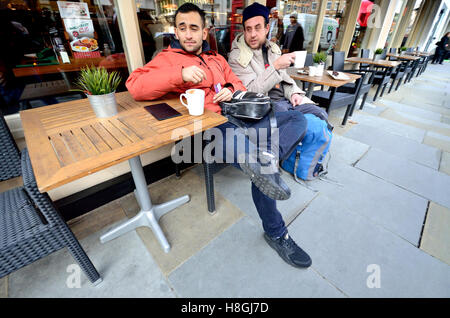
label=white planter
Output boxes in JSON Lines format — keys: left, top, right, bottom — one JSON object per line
{"left": 313, "top": 63, "right": 325, "bottom": 76}
{"left": 87, "top": 92, "right": 119, "bottom": 118}
{"left": 373, "top": 54, "right": 382, "bottom": 61}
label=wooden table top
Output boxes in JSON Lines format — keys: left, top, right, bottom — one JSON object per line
{"left": 345, "top": 57, "right": 401, "bottom": 68}
{"left": 404, "top": 52, "right": 433, "bottom": 57}
{"left": 20, "top": 91, "right": 227, "bottom": 192}
{"left": 287, "top": 68, "right": 361, "bottom": 87}
{"left": 13, "top": 55, "right": 128, "bottom": 77}
{"left": 386, "top": 53, "right": 421, "bottom": 61}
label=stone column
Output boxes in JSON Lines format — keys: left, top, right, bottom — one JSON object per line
{"left": 391, "top": 0, "right": 417, "bottom": 49}
{"left": 311, "top": 0, "right": 327, "bottom": 53}
{"left": 334, "top": 0, "right": 363, "bottom": 55}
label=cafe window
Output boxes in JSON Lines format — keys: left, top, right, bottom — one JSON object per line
{"left": 0, "top": 0, "right": 130, "bottom": 116}
{"left": 385, "top": 0, "right": 405, "bottom": 49}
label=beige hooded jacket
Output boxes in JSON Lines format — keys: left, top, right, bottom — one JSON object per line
{"left": 228, "top": 33, "right": 314, "bottom": 105}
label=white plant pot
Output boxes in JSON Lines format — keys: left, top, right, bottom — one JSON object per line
{"left": 373, "top": 54, "right": 382, "bottom": 61}
{"left": 87, "top": 92, "right": 119, "bottom": 118}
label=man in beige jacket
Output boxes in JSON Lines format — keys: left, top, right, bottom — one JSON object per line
{"left": 228, "top": 3, "right": 328, "bottom": 122}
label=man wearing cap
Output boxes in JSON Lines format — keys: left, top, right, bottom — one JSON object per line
{"left": 228, "top": 2, "right": 328, "bottom": 121}
{"left": 268, "top": 7, "right": 283, "bottom": 45}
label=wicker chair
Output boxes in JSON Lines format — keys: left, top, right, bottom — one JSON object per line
{"left": 0, "top": 148, "right": 102, "bottom": 285}
{"left": 0, "top": 110, "right": 21, "bottom": 181}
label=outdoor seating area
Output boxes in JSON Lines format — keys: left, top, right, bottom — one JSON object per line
{"left": 1, "top": 0, "right": 450, "bottom": 302}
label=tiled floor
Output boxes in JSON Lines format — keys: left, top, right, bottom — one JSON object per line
{"left": 1, "top": 61, "right": 450, "bottom": 297}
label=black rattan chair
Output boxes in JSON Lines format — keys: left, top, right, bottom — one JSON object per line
{"left": 0, "top": 110, "right": 21, "bottom": 181}
{"left": 0, "top": 148, "right": 102, "bottom": 285}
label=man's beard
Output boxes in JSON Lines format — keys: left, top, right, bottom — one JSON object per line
{"left": 181, "top": 42, "right": 203, "bottom": 55}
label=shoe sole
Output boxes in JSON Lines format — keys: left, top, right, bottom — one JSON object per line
{"left": 264, "top": 234, "right": 312, "bottom": 268}
{"left": 240, "top": 162, "right": 291, "bottom": 201}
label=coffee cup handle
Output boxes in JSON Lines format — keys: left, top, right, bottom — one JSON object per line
{"left": 180, "top": 94, "right": 189, "bottom": 109}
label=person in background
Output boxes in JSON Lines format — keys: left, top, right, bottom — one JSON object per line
{"left": 268, "top": 7, "right": 283, "bottom": 45}
{"left": 431, "top": 32, "right": 450, "bottom": 65}
{"left": 282, "top": 13, "right": 304, "bottom": 53}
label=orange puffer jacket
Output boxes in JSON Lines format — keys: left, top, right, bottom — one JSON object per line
{"left": 126, "top": 40, "right": 247, "bottom": 114}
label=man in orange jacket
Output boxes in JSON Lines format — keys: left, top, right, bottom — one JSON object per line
{"left": 126, "top": 3, "right": 312, "bottom": 269}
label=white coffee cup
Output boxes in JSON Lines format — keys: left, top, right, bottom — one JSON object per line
{"left": 180, "top": 89, "right": 205, "bottom": 116}
{"left": 294, "top": 50, "right": 307, "bottom": 68}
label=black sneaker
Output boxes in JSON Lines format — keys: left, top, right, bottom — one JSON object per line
{"left": 239, "top": 151, "right": 291, "bottom": 201}
{"left": 264, "top": 232, "right": 312, "bottom": 268}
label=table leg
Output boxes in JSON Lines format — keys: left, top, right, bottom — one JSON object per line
{"left": 306, "top": 82, "right": 315, "bottom": 99}
{"left": 100, "top": 156, "right": 190, "bottom": 253}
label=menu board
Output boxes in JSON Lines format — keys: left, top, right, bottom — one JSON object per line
{"left": 57, "top": 1, "right": 90, "bottom": 19}
{"left": 57, "top": 1, "right": 99, "bottom": 56}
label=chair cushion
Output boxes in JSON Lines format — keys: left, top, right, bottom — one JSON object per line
{"left": 0, "top": 187, "right": 44, "bottom": 249}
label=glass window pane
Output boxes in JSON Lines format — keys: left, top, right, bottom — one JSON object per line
{"left": 0, "top": 0, "right": 130, "bottom": 116}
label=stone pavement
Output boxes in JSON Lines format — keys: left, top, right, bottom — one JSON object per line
{"left": 1, "top": 61, "right": 449, "bottom": 298}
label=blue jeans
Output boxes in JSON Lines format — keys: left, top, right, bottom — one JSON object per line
{"left": 214, "top": 110, "right": 307, "bottom": 238}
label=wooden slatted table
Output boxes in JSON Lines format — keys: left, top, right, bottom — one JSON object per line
{"left": 345, "top": 57, "right": 402, "bottom": 68}
{"left": 20, "top": 91, "right": 227, "bottom": 252}
{"left": 287, "top": 68, "right": 361, "bottom": 98}
{"left": 386, "top": 53, "right": 421, "bottom": 61}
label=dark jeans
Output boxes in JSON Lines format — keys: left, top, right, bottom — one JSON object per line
{"left": 271, "top": 98, "right": 329, "bottom": 122}
{"left": 432, "top": 47, "right": 448, "bottom": 64}
{"left": 214, "top": 110, "right": 307, "bottom": 238}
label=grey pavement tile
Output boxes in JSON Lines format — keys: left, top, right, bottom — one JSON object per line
{"left": 194, "top": 165, "right": 317, "bottom": 227}
{"left": 8, "top": 222, "right": 175, "bottom": 298}
{"left": 168, "top": 217, "right": 345, "bottom": 298}
{"left": 355, "top": 148, "right": 450, "bottom": 209}
{"left": 288, "top": 195, "right": 450, "bottom": 297}
{"left": 377, "top": 99, "right": 442, "bottom": 122}
{"left": 305, "top": 158, "right": 428, "bottom": 246}
{"left": 351, "top": 113, "right": 426, "bottom": 143}
{"left": 358, "top": 102, "right": 386, "bottom": 116}
{"left": 328, "top": 134, "right": 370, "bottom": 166}
{"left": 344, "top": 124, "right": 441, "bottom": 170}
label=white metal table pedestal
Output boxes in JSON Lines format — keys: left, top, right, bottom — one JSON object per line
{"left": 100, "top": 156, "right": 190, "bottom": 253}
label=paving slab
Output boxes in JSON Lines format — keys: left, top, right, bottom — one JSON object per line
{"left": 193, "top": 165, "right": 317, "bottom": 227}
{"left": 305, "top": 158, "right": 428, "bottom": 246}
{"left": 118, "top": 169, "right": 245, "bottom": 276}
{"left": 358, "top": 103, "right": 386, "bottom": 116}
{"left": 288, "top": 195, "right": 450, "bottom": 297}
{"left": 351, "top": 113, "right": 426, "bottom": 142}
{"left": 439, "top": 151, "right": 450, "bottom": 175}
{"left": 328, "top": 134, "right": 370, "bottom": 166}
{"left": 8, "top": 223, "right": 175, "bottom": 298}
{"left": 420, "top": 202, "right": 450, "bottom": 265}
{"left": 168, "top": 217, "right": 345, "bottom": 298}
{"left": 377, "top": 99, "right": 442, "bottom": 121}
{"left": 380, "top": 108, "right": 450, "bottom": 137}
{"left": 423, "top": 131, "right": 450, "bottom": 153}
{"left": 344, "top": 124, "right": 441, "bottom": 170}
{"left": 355, "top": 148, "right": 450, "bottom": 209}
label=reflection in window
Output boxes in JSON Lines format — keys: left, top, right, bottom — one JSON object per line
{"left": 0, "top": 0, "right": 129, "bottom": 116}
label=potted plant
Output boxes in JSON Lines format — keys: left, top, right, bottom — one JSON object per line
{"left": 313, "top": 52, "right": 327, "bottom": 75}
{"left": 373, "top": 48, "right": 384, "bottom": 61}
{"left": 74, "top": 66, "right": 122, "bottom": 118}
{"left": 400, "top": 46, "right": 408, "bottom": 55}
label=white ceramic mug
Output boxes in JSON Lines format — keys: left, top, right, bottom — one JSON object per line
{"left": 180, "top": 89, "right": 205, "bottom": 116}
{"left": 294, "top": 50, "right": 307, "bottom": 68}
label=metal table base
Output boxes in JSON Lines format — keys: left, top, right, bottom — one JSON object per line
{"left": 100, "top": 156, "right": 190, "bottom": 253}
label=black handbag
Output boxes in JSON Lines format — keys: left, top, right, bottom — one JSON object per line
{"left": 219, "top": 90, "right": 271, "bottom": 120}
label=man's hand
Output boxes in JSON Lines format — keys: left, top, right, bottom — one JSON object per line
{"left": 273, "top": 53, "right": 296, "bottom": 70}
{"left": 182, "top": 65, "right": 207, "bottom": 84}
{"left": 290, "top": 93, "right": 304, "bottom": 106}
{"left": 213, "top": 87, "right": 233, "bottom": 103}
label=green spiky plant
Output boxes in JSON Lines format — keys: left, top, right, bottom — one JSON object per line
{"left": 74, "top": 65, "right": 122, "bottom": 95}
{"left": 313, "top": 52, "right": 327, "bottom": 64}
{"left": 375, "top": 48, "right": 384, "bottom": 55}
{"left": 400, "top": 46, "right": 408, "bottom": 52}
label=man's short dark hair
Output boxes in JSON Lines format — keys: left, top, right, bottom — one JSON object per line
{"left": 174, "top": 3, "right": 206, "bottom": 27}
